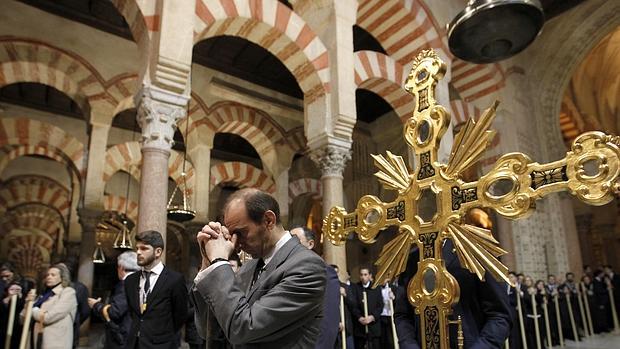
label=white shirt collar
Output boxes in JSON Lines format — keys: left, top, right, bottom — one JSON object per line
{"left": 144, "top": 261, "right": 164, "bottom": 275}
{"left": 264, "top": 232, "right": 292, "bottom": 265}
{"left": 123, "top": 271, "right": 135, "bottom": 280}
{"left": 363, "top": 281, "right": 371, "bottom": 288}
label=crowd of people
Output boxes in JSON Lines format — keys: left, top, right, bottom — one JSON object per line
{"left": 1, "top": 188, "right": 619, "bottom": 349}
{"left": 506, "top": 267, "right": 620, "bottom": 348}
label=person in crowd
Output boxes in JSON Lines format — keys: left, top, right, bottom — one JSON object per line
{"left": 535, "top": 280, "right": 549, "bottom": 346}
{"left": 1, "top": 281, "right": 24, "bottom": 348}
{"left": 290, "top": 225, "right": 340, "bottom": 349}
{"left": 394, "top": 239, "right": 512, "bottom": 348}
{"left": 88, "top": 251, "right": 139, "bottom": 349}
{"left": 563, "top": 272, "right": 584, "bottom": 338}
{"left": 592, "top": 269, "right": 611, "bottom": 333}
{"left": 507, "top": 271, "right": 523, "bottom": 349}
{"left": 544, "top": 275, "right": 560, "bottom": 346}
{"left": 22, "top": 263, "right": 77, "bottom": 349}
{"left": 125, "top": 230, "right": 188, "bottom": 348}
{"left": 229, "top": 255, "right": 243, "bottom": 274}
{"left": 350, "top": 267, "right": 382, "bottom": 349}
{"left": 334, "top": 264, "right": 355, "bottom": 349}
{"left": 379, "top": 277, "right": 397, "bottom": 348}
{"left": 191, "top": 188, "right": 326, "bottom": 348}
{"left": 604, "top": 265, "right": 620, "bottom": 321}
{"left": 59, "top": 261, "right": 89, "bottom": 349}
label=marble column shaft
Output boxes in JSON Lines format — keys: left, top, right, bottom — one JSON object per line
{"left": 310, "top": 144, "right": 352, "bottom": 281}
{"left": 136, "top": 86, "right": 188, "bottom": 258}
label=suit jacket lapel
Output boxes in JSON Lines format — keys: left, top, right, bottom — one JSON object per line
{"left": 239, "top": 259, "right": 258, "bottom": 295}
{"left": 146, "top": 266, "right": 168, "bottom": 306}
{"left": 246, "top": 236, "right": 299, "bottom": 300}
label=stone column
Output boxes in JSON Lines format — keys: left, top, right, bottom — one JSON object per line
{"left": 188, "top": 144, "right": 211, "bottom": 223}
{"left": 76, "top": 207, "right": 102, "bottom": 345}
{"left": 575, "top": 213, "right": 593, "bottom": 274}
{"left": 274, "top": 169, "right": 290, "bottom": 227}
{"left": 83, "top": 121, "right": 111, "bottom": 208}
{"left": 136, "top": 86, "right": 188, "bottom": 254}
{"left": 310, "top": 143, "right": 352, "bottom": 280}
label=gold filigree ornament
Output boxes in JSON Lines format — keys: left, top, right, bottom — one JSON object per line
{"left": 322, "top": 49, "right": 620, "bottom": 349}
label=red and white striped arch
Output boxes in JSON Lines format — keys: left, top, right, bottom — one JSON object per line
{"left": 450, "top": 99, "right": 481, "bottom": 125}
{"left": 104, "top": 194, "right": 139, "bottom": 224}
{"left": 0, "top": 204, "right": 64, "bottom": 242}
{"left": 104, "top": 141, "right": 195, "bottom": 194}
{"left": 288, "top": 177, "right": 321, "bottom": 204}
{"left": 0, "top": 175, "right": 70, "bottom": 219}
{"left": 194, "top": 0, "right": 329, "bottom": 102}
{"left": 0, "top": 39, "right": 110, "bottom": 110}
{"left": 354, "top": 50, "right": 414, "bottom": 123}
{"left": 182, "top": 101, "right": 293, "bottom": 174}
{"left": 450, "top": 59, "right": 506, "bottom": 103}
{"left": 3, "top": 230, "right": 53, "bottom": 279}
{"left": 0, "top": 118, "right": 85, "bottom": 177}
{"left": 286, "top": 126, "right": 306, "bottom": 154}
{"left": 0, "top": 145, "right": 67, "bottom": 178}
{"left": 210, "top": 161, "right": 275, "bottom": 193}
{"left": 356, "top": 0, "right": 445, "bottom": 66}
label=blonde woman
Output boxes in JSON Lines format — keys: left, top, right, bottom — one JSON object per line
{"left": 22, "top": 263, "right": 77, "bottom": 349}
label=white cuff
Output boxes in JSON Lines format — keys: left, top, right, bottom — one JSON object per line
{"left": 194, "top": 261, "right": 230, "bottom": 284}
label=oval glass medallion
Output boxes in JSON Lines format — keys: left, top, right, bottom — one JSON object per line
{"left": 488, "top": 178, "right": 515, "bottom": 197}
{"left": 418, "top": 120, "right": 431, "bottom": 143}
{"left": 423, "top": 268, "right": 436, "bottom": 294}
{"left": 364, "top": 209, "right": 380, "bottom": 225}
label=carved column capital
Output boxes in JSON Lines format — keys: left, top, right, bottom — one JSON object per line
{"left": 309, "top": 144, "right": 352, "bottom": 178}
{"left": 137, "top": 85, "right": 188, "bottom": 150}
{"left": 78, "top": 208, "right": 104, "bottom": 232}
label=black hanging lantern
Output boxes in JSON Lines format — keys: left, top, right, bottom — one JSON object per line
{"left": 167, "top": 104, "right": 196, "bottom": 223}
{"left": 448, "top": 0, "right": 544, "bottom": 64}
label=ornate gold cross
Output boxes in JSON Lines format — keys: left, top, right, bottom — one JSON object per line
{"left": 323, "top": 49, "right": 620, "bottom": 349}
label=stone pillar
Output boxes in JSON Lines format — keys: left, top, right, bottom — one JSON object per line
{"left": 274, "top": 169, "right": 290, "bottom": 227}
{"left": 310, "top": 143, "right": 352, "bottom": 280}
{"left": 136, "top": 86, "right": 188, "bottom": 254}
{"left": 188, "top": 144, "right": 211, "bottom": 223}
{"left": 575, "top": 213, "right": 593, "bottom": 275}
{"left": 83, "top": 122, "right": 111, "bottom": 208}
{"left": 76, "top": 207, "right": 102, "bottom": 345}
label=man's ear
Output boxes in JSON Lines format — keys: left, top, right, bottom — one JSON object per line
{"left": 155, "top": 247, "right": 163, "bottom": 257}
{"left": 264, "top": 210, "right": 277, "bottom": 229}
{"left": 308, "top": 239, "right": 315, "bottom": 250}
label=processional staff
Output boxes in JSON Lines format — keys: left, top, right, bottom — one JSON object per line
{"left": 553, "top": 293, "right": 564, "bottom": 347}
{"left": 340, "top": 294, "right": 346, "bottom": 349}
{"left": 576, "top": 286, "right": 590, "bottom": 337}
{"left": 565, "top": 290, "right": 579, "bottom": 342}
{"left": 580, "top": 282, "right": 594, "bottom": 336}
{"left": 363, "top": 291, "right": 369, "bottom": 335}
{"left": 388, "top": 297, "right": 400, "bottom": 349}
{"left": 516, "top": 289, "right": 528, "bottom": 349}
{"left": 541, "top": 291, "right": 552, "bottom": 349}
{"left": 529, "top": 291, "right": 541, "bottom": 349}
{"left": 4, "top": 294, "right": 17, "bottom": 349}
{"left": 18, "top": 290, "right": 35, "bottom": 349}
{"left": 608, "top": 281, "right": 620, "bottom": 332}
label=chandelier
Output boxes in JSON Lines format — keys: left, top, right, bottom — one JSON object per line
{"left": 167, "top": 104, "right": 196, "bottom": 222}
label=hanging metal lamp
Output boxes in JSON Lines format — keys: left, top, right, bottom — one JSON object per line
{"left": 167, "top": 105, "right": 196, "bottom": 223}
{"left": 92, "top": 241, "right": 106, "bottom": 263}
{"left": 447, "top": 0, "right": 544, "bottom": 64}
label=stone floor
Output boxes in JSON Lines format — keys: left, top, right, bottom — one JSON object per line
{"left": 559, "top": 332, "right": 620, "bottom": 348}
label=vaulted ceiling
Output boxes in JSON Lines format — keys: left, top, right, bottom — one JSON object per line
{"left": 560, "top": 26, "right": 620, "bottom": 146}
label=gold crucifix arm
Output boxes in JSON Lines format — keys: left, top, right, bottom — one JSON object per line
{"left": 448, "top": 131, "right": 620, "bottom": 219}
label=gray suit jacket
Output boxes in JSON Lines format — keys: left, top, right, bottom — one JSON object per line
{"left": 191, "top": 236, "right": 326, "bottom": 348}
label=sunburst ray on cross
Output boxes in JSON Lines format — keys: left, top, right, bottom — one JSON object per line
{"left": 323, "top": 49, "right": 620, "bottom": 349}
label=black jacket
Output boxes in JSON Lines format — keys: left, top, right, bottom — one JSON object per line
{"left": 350, "top": 282, "right": 383, "bottom": 338}
{"left": 125, "top": 266, "right": 188, "bottom": 348}
{"left": 394, "top": 241, "right": 512, "bottom": 349}
{"left": 93, "top": 278, "right": 132, "bottom": 349}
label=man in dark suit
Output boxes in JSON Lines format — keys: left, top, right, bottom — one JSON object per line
{"left": 191, "top": 188, "right": 326, "bottom": 348}
{"left": 379, "top": 278, "right": 398, "bottom": 348}
{"left": 351, "top": 267, "right": 383, "bottom": 349}
{"left": 333, "top": 264, "right": 355, "bottom": 349}
{"left": 125, "top": 230, "right": 188, "bottom": 348}
{"left": 604, "top": 265, "right": 620, "bottom": 317}
{"left": 394, "top": 240, "right": 512, "bottom": 349}
{"left": 291, "top": 226, "right": 340, "bottom": 349}
{"left": 88, "top": 251, "right": 139, "bottom": 348}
